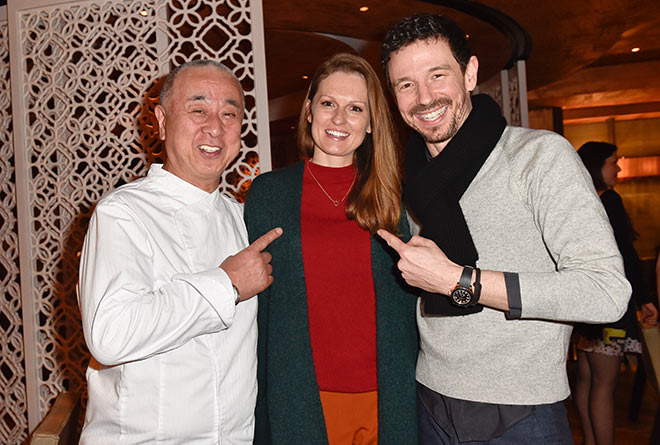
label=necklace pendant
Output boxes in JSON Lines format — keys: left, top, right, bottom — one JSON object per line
{"left": 307, "top": 160, "right": 356, "bottom": 208}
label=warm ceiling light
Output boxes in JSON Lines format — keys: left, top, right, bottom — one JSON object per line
{"left": 302, "top": 75, "right": 309, "bottom": 80}
{"left": 631, "top": 47, "right": 640, "bottom": 52}
{"left": 139, "top": 10, "right": 148, "bottom": 16}
{"left": 359, "top": 6, "right": 369, "bottom": 12}
{"left": 465, "top": 34, "right": 470, "bottom": 39}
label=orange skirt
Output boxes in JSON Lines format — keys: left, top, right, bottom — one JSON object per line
{"left": 319, "top": 390, "right": 378, "bottom": 445}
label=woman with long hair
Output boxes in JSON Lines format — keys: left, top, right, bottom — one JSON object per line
{"left": 573, "top": 141, "right": 658, "bottom": 445}
{"left": 244, "top": 53, "right": 418, "bottom": 444}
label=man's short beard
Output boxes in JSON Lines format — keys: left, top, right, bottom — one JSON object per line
{"left": 419, "top": 117, "right": 461, "bottom": 144}
{"left": 414, "top": 94, "right": 470, "bottom": 144}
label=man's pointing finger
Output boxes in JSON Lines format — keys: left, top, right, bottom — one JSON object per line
{"left": 250, "top": 227, "right": 283, "bottom": 252}
{"left": 377, "top": 229, "right": 407, "bottom": 255}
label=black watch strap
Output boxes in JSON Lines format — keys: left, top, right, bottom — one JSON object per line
{"left": 472, "top": 268, "right": 482, "bottom": 305}
{"left": 458, "top": 266, "right": 474, "bottom": 288}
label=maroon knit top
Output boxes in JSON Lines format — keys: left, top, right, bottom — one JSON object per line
{"left": 300, "top": 160, "right": 377, "bottom": 392}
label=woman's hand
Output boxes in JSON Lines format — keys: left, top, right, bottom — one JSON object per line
{"left": 640, "top": 302, "right": 659, "bottom": 327}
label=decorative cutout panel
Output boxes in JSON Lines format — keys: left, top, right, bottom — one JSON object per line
{"left": 507, "top": 62, "right": 523, "bottom": 127}
{"left": 9, "top": 0, "right": 266, "bottom": 426}
{"left": 0, "top": 13, "right": 29, "bottom": 445}
{"left": 475, "top": 69, "right": 503, "bottom": 114}
{"left": 474, "top": 62, "right": 528, "bottom": 128}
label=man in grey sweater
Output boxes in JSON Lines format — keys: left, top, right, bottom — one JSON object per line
{"left": 377, "top": 13, "right": 631, "bottom": 444}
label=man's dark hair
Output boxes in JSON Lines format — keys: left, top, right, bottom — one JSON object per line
{"left": 381, "top": 13, "right": 473, "bottom": 86}
{"left": 159, "top": 60, "right": 242, "bottom": 107}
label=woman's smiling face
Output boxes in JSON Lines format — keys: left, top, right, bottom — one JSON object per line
{"left": 307, "top": 71, "right": 371, "bottom": 167}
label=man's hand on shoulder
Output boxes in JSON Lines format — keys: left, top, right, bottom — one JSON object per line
{"left": 221, "top": 227, "right": 282, "bottom": 302}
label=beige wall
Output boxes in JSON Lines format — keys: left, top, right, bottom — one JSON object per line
{"left": 616, "top": 119, "right": 660, "bottom": 156}
{"left": 565, "top": 117, "right": 660, "bottom": 157}
{"left": 564, "top": 121, "right": 611, "bottom": 151}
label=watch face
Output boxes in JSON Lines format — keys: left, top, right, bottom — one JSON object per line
{"left": 451, "top": 287, "right": 473, "bottom": 306}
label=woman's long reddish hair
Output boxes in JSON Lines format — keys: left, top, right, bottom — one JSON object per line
{"left": 297, "top": 53, "right": 402, "bottom": 233}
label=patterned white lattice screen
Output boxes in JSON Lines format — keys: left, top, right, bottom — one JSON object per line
{"left": 474, "top": 60, "right": 529, "bottom": 128}
{"left": 4, "top": 0, "right": 269, "bottom": 436}
{"left": 0, "top": 7, "right": 29, "bottom": 444}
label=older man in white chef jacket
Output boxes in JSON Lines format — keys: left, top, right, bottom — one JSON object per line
{"left": 77, "top": 60, "right": 281, "bottom": 444}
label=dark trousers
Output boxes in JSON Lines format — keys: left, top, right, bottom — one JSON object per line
{"left": 418, "top": 392, "right": 573, "bottom": 444}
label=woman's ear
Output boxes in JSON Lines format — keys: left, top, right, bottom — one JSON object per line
{"left": 305, "top": 99, "right": 312, "bottom": 123}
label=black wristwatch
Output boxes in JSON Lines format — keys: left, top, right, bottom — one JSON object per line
{"left": 450, "top": 266, "right": 481, "bottom": 307}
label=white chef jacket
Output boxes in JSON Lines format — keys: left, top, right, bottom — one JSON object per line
{"left": 78, "top": 164, "right": 257, "bottom": 444}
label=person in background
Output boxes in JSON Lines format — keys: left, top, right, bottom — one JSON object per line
{"left": 78, "top": 60, "right": 281, "bottom": 444}
{"left": 573, "top": 141, "right": 658, "bottom": 445}
{"left": 244, "top": 53, "right": 418, "bottom": 445}
{"left": 377, "top": 13, "right": 631, "bottom": 444}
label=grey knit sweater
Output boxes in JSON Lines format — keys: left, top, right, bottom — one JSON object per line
{"left": 416, "top": 126, "right": 631, "bottom": 405}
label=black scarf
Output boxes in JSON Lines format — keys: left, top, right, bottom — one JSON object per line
{"left": 404, "top": 94, "right": 506, "bottom": 316}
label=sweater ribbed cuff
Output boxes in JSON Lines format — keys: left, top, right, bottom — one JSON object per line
{"left": 504, "top": 272, "right": 521, "bottom": 319}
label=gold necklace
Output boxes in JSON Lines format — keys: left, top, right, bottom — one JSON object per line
{"left": 306, "top": 160, "right": 357, "bottom": 207}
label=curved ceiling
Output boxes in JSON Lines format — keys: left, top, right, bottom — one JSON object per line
{"left": 263, "top": 0, "right": 660, "bottom": 122}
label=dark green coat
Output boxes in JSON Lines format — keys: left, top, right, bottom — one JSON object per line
{"left": 244, "top": 161, "right": 418, "bottom": 444}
